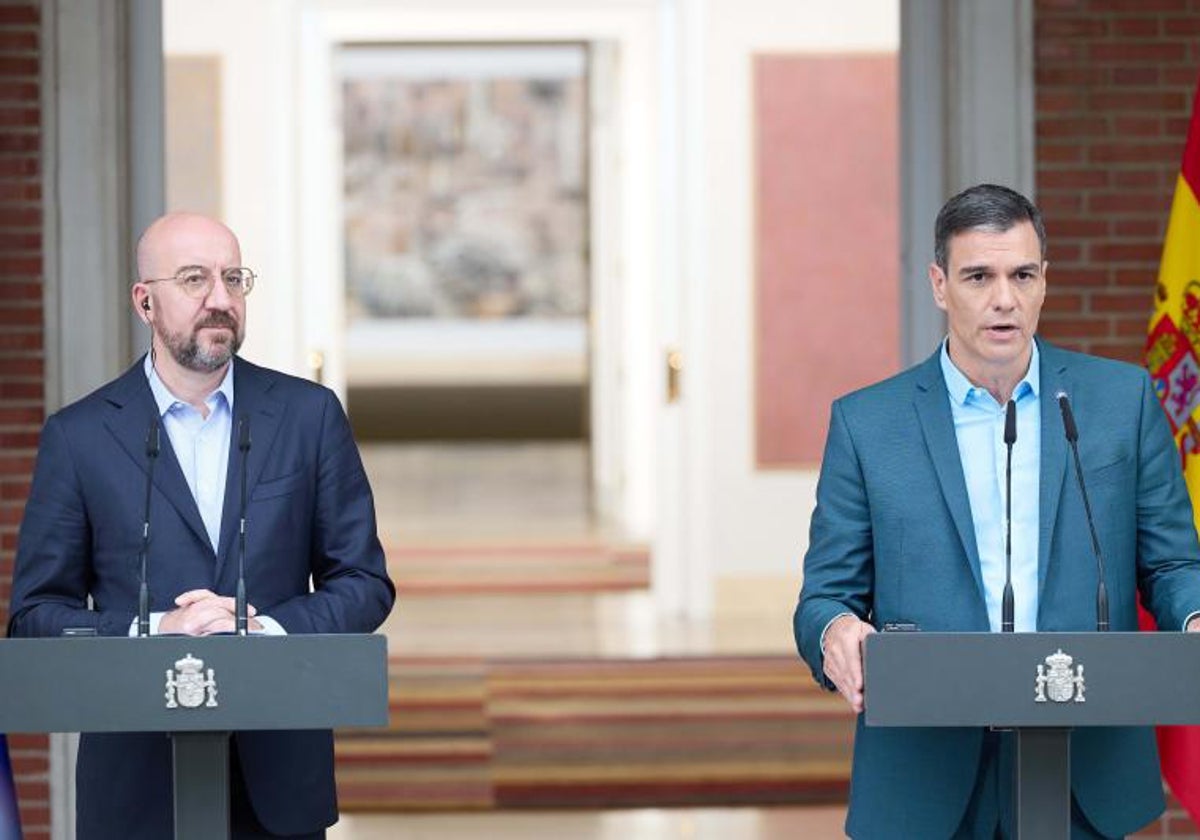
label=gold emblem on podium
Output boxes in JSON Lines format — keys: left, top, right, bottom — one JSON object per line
{"left": 165, "top": 653, "right": 218, "bottom": 709}
{"left": 1035, "top": 649, "right": 1085, "bottom": 703}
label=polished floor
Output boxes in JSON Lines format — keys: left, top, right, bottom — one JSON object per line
{"left": 364, "top": 442, "right": 799, "bottom": 659}
{"left": 349, "top": 443, "right": 834, "bottom": 838}
{"left": 365, "top": 441, "right": 594, "bottom": 539}
{"left": 328, "top": 806, "right": 848, "bottom": 839}
{"left": 380, "top": 582, "right": 797, "bottom": 659}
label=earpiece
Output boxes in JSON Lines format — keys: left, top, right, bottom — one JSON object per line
{"left": 142, "top": 299, "right": 151, "bottom": 312}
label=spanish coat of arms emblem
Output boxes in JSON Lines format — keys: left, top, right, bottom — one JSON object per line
{"left": 1147, "top": 292, "right": 1200, "bottom": 467}
{"left": 1034, "top": 648, "right": 1085, "bottom": 703}
{"left": 165, "top": 653, "right": 218, "bottom": 709}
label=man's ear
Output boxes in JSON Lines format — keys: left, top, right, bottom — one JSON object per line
{"left": 929, "top": 262, "right": 948, "bottom": 312}
{"left": 132, "top": 284, "right": 152, "bottom": 324}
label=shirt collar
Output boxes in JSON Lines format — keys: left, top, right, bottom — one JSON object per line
{"left": 143, "top": 353, "right": 235, "bottom": 417}
{"left": 939, "top": 338, "right": 1040, "bottom": 407}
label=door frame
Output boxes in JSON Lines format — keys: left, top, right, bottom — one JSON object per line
{"left": 295, "top": 0, "right": 671, "bottom": 555}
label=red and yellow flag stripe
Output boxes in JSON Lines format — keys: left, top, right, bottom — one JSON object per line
{"left": 1145, "top": 79, "right": 1200, "bottom": 536}
{"left": 1143, "top": 74, "right": 1200, "bottom": 829}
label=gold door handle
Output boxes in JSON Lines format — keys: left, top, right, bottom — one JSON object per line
{"left": 667, "top": 349, "right": 683, "bottom": 403}
{"left": 308, "top": 350, "right": 325, "bottom": 385}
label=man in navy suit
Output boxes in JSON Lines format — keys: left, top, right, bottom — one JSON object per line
{"left": 8, "top": 213, "right": 395, "bottom": 838}
{"left": 795, "top": 184, "right": 1200, "bottom": 839}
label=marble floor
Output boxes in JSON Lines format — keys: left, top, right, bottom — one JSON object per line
{"left": 328, "top": 806, "right": 848, "bottom": 839}
{"left": 379, "top": 580, "right": 798, "bottom": 658}
{"left": 364, "top": 441, "right": 595, "bottom": 539}
{"left": 363, "top": 442, "right": 800, "bottom": 658}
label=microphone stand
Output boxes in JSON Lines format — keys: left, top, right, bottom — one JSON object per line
{"left": 138, "top": 419, "right": 160, "bottom": 637}
{"left": 1002, "top": 399, "right": 1017, "bottom": 633}
{"left": 236, "top": 417, "right": 251, "bottom": 636}
{"left": 1058, "top": 393, "right": 1110, "bottom": 632}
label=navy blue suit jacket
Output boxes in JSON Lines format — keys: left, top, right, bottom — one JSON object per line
{"left": 795, "top": 340, "right": 1200, "bottom": 839}
{"left": 8, "top": 356, "right": 395, "bottom": 838}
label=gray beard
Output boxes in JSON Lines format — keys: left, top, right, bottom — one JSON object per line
{"left": 162, "top": 325, "right": 243, "bottom": 373}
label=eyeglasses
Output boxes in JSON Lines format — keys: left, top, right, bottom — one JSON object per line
{"left": 141, "top": 266, "right": 256, "bottom": 299}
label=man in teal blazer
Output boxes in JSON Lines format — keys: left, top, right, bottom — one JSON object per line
{"left": 795, "top": 184, "right": 1200, "bottom": 839}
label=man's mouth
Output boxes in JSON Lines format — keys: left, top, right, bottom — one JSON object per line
{"left": 196, "top": 316, "right": 237, "bottom": 332}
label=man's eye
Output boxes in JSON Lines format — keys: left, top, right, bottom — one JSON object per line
{"left": 180, "top": 272, "right": 207, "bottom": 287}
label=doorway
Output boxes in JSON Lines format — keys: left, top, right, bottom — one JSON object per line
{"left": 338, "top": 43, "right": 594, "bottom": 543}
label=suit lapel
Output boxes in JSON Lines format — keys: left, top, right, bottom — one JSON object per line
{"left": 912, "top": 351, "right": 987, "bottom": 601}
{"left": 1037, "top": 341, "right": 1070, "bottom": 603}
{"left": 102, "top": 359, "right": 211, "bottom": 553}
{"left": 214, "top": 357, "right": 285, "bottom": 579}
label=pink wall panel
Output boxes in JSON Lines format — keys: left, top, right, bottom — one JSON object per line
{"left": 755, "top": 53, "right": 900, "bottom": 468}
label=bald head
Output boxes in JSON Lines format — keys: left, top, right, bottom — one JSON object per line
{"left": 136, "top": 213, "right": 241, "bottom": 281}
{"left": 133, "top": 212, "right": 248, "bottom": 378}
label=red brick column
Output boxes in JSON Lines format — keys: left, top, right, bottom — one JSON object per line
{"left": 0, "top": 0, "right": 47, "bottom": 836}
{"left": 1035, "top": 0, "right": 1200, "bottom": 365}
{"left": 1036, "top": 2, "right": 1200, "bottom": 837}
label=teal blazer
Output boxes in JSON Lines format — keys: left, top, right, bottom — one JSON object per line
{"left": 795, "top": 339, "right": 1200, "bottom": 839}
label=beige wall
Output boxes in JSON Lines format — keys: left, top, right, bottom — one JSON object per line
{"left": 694, "top": 0, "right": 898, "bottom": 581}
{"left": 163, "top": 0, "right": 299, "bottom": 376}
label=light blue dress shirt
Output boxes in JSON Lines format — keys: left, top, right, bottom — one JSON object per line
{"left": 145, "top": 353, "right": 233, "bottom": 553}
{"left": 130, "top": 355, "right": 284, "bottom": 636}
{"left": 940, "top": 340, "right": 1041, "bottom": 632}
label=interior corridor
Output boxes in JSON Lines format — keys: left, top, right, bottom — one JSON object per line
{"left": 336, "top": 442, "right": 851, "bottom": 837}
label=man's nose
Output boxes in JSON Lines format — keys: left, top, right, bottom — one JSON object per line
{"left": 992, "top": 278, "right": 1017, "bottom": 309}
{"left": 203, "top": 273, "right": 235, "bottom": 309}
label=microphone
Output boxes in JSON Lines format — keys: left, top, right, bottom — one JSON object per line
{"left": 138, "top": 419, "right": 160, "bottom": 637}
{"left": 235, "top": 417, "right": 251, "bottom": 636}
{"left": 1056, "top": 392, "right": 1109, "bottom": 632}
{"left": 1002, "top": 400, "right": 1017, "bottom": 633}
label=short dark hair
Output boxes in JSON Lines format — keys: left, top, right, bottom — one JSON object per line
{"left": 934, "top": 183, "right": 1046, "bottom": 271}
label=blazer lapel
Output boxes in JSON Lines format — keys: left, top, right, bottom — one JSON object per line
{"left": 912, "top": 351, "right": 987, "bottom": 601}
{"left": 214, "top": 357, "right": 285, "bottom": 579}
{"left": 1037, "top": 341, "right": 1070, "bottom": 603}
{"left": 102, "top": 359, "right": 211, "bottom": 553}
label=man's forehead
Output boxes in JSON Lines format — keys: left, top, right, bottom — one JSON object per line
{"left": 151, "top": 229, "right": 240, "bottom": 268}
{"left": 945, "top": 222, "right": 1042, "bottom": 267}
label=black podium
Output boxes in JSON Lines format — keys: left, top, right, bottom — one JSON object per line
{"left": 865, "top": 631, "right": 1198, "bottom": 840}
{"left": 0, "top": 634, "right": 388, "bottom": 840}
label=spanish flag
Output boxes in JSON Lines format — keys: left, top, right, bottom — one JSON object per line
{"left": 1143, "top": 74, "right": 1200, "bottom": 827}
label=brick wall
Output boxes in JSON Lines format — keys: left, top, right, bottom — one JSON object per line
{"left": 1036, "top": 1, "right": 1200, "bottom": 837}
{"left": 0, "top": 0, "right": 47, "bottom": 836}
{"left": 1035, "top": 0, "right": 1200, "bottom": 365}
